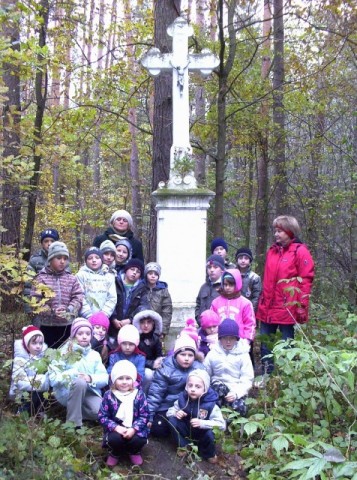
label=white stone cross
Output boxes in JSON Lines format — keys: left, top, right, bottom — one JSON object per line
{"left": 141, "top": 17, "right": 219, "bottom": 189}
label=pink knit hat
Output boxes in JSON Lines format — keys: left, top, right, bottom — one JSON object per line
{"left": 200, "top": 310, "right": 220, "bottom": 329}
{"left": 180, "top": 318, "right": 199, "bottom": 344}
{"left": 22, "top": 325, "right": 44, "bottom": 352}
{"left": 117, "top": 324, "right": 139, "bottom": 347}
{"left": 89, "top": 312, "right": 110, "bottom": 331}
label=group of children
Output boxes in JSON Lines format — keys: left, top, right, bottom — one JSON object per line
{"left": 11, "top": 228, "right": 262, "bottom": 467}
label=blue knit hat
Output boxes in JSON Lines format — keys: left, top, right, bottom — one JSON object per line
{"left": 206, "top": 254, "right": 225, "bottom": 271}
{"left": 40, "top": 228, "right": 59, "bottom": 243}
{"left": 211, "top": 237, "right": 228, "bottom": 253}
{"left": 84, "top": 246, "right": 103, "bottom": 261}
{"left": 218, "top": 319, "right": 239, "bottom": 339}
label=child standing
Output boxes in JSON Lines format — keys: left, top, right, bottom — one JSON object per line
{"left": 30, "top": 241, "right": 83, "bottom": 348}
{"left": 167, "top": 369, "right": 225, "bottom": 463}
{"left": 144, "top": 262, "right": 172, "bottom": 339}
{"left": 195, "top": 255, "right": 225, "bottom": 323}
{"left": 204, "top": 319, "right": 253, "bottom": 416}
{"left": 98, "top": 360, "right": 149, "bottom": 467}
{"left": 100, "top": 240, "right": 117, "bottom": 275}
{"left": 210, "top": 269, "right": 256, "bottom": 346}
{"left": 235, "top": 247, "right": 262, "bottom": 313}
{"left": 89, "top": 311, "right": 111, "bottom": 365}
{"left": 9, "top": 325, "right": 49, "bottom": 415}
{"left": 210, "top": 237, "right": 235, "bottom": 269}
{"left": 76, "top": 247, "right": 116, "bottom": 320}
{"left": 115, "top": 239, "right": 132, "bottom": 275}
{"left": 107, "top": 324, "right": 146, "bottom": 383}
{"left": 48, "top": 318, "right": 109, "bottom": 428}
{"left": 27, "top": 228, "right": 60, "bottom": 274}
{"left": 198, "top": 310, "right": 220, "bottom": 357}
{"left": 109, "top": 259, "right": 148, "bottom": 346}
{"left": 133, "top": 309, "right": 163, "bottom": 392}
{"left": 147, "top": 335, "right": 205, "bottom": 438}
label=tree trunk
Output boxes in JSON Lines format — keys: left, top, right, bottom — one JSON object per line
{"left": 272, "top": 0, "right": 287, "bottom": 213}
{"left": 147, "top": 0, "right": 181, "bottom": 261}
{"left": 22, "top": 0, "right": 49, "bottom": 262}
{"left": 349, "top": 107, "right": 357, "bottom": 308}
{"left": 256, "top": 0, "right": 272, "bottom": 274}
{"left": 1, "top": 0, "right": 22, "bottom": 312}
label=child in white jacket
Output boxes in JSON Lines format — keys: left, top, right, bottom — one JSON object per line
{"left": 49, "top": 318, "right": 109, "bottom": 428}
{"left": 76, "top": 247, "right": 117, "bottom": 319}
{"left": 204, "top": 318, "right": 253, "bottom": 416}
{"left": 10, "top": 325, "right": 49, "bottom": 415}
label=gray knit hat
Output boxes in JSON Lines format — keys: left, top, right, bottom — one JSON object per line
{"left": 144, "top": 262, "right": 161, "bottom": 277}
{"left": 48, "top": 241, "right": 69, "bottom": 261}
{"left": 100, "top": 240, "right": 117, "bottom": 255}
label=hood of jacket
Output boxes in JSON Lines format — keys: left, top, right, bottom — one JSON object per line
{"left": 222, "top": 268, "right": 242, "bottom": 292}
{"left": 78, "top": 264, "right": 106, "bottom": 276}
{"left": 212, "top": 338, "right": 250, "bottom": 356}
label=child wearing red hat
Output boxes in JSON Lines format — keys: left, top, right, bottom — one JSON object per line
{"left": 9, "top": 325, "right": 49, "bottom": 415}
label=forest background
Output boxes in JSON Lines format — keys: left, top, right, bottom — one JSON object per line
{"left": 0, "top": 0, "right": 356, "bottom": 312}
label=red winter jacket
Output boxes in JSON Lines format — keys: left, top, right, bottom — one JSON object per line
{"left": 256, "top": 240, "right": 314, "bottom": 325}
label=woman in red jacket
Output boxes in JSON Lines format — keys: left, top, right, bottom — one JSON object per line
{"left": 256, "top": 215, "right": 314, "bottom": 374}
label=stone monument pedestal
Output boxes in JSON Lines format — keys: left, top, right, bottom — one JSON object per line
{"left": 153, "top": 187, "right": 215, "bottom": 347}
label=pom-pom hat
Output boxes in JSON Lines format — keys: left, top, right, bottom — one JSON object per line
{"left": 70, "top": 318, "right": 93, "bottom": 338}
{"left": 180, "top": 318, "right": 199, "bottom": 344}
{"left": 22, "top": 325, "right": 44, "bottom": 352}
{"left": 174, "top": 334, "right": 197, "bottom": 356}
{"left": 111, "top": 359, "right": 137, "bottom": 384}
{"left": 48, "top": 241, "right": 69, "bottom": 261}
{"left": 117, "top": 324, "right": 140, "bottom": 347}
{"left": 200, "top": 310, "right": 220, "bottom": 329}
{"left": 89, "top": 312, "right": 110, "bottom": 331}
{"left": 218, "top": 319, "right": 239, "bottom": 339}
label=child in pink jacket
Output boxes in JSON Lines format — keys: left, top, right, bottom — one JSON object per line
{"left": 210, "top": 269, "right": 256, "bottom": 347}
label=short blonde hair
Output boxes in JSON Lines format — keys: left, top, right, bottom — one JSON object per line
{"left": 273, "top": 215, "right": 301, "bottom": 238}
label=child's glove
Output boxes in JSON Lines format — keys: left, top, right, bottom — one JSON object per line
{"left": 296, "top": 307, "right": 307, "bottom": 324}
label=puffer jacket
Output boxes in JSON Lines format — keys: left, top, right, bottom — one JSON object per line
{"left": 204, "top": 340, "right": 254, "bottom": 399}
{"left": 48, "top": 341, "right": 108, "bottom": 406}
{"left": 76, "top": 265, "right": 116, "bottom": 319}
{"left": 93, "top": 227, "right": 144, "bottom": 262}
{"left": 98, "top": 388, "right": 149, "bottom": 439}
{"left": 145, "top": 281, "right": 172, "bottom": 335}
{"left": 9, "top": 339, "right": 49, "bottom": 398}
{"left": 210, "top": 269, "right": 256, "bottom": 341}
{"left": 147, "top": 355, "right": 205, "bottom": 421}
{"left": 27, "top": 249, "right": 48, "bottom": 274}
{"left": 240, "top": 268, "right": 262, "bottom": 313}
{"left": 256, "top": 240, "right": 314, "bottom": 325}
{"left": 30, "top": 267, "right": 83, "bottom": 326}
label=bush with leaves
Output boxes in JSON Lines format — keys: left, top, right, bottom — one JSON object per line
{"left": 219, "top": 308, "right": 357, "bottom": 479}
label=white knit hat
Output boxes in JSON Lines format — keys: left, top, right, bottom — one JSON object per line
{"left": 110, "top": 210, "right": 133, "bottom": 229}
{"left": 173, "top": 334, "right": 197, "bottom": 356}
{"left": 186, "top": 369, "right": 210, "bottom": 394}
{"left": 117, "top": 324, "right": 140, "bottom": 347}
{"left": 111, "top": 359, "right": 137, "bottom": 384}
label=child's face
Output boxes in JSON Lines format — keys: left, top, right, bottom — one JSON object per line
{"left": 86, "top": 253, "right": 102, "bottom": 271}
{"left": 207, "top": 264, "right": 223, "bottom": 283}
{"left": 120, "top": 341, "right": 136, "bottom": 355}
{"left": 146, "top": 270, "right": 159, "bottom": 287}
{"left": 116, "top": 245, "right": 129, "bottom": 264}
{"left": 204, "top": 325, "right": 218, "bottom": 335}
{"left": 223, "top": 279, "right": 235, "bottom": 295}
{"left": 140, "top": 318, "right": 154, "bottom": 334}
{"left": 75, "top": 326, "right": 92, "bottom": 347}
{"left": 50, "top": 255, "right": 68, "bottom": 272}
{"left": 220, "top": 335, "right": 237, "bottom": 350}
{"left": 93, "top": 324, "right": 107, "bottom": 337}
{"left": 28, "top": 335, "right": 44, "bottom": 356}
{"left": 102, "top": 251, "right": 115, "bottom": 266}
{"left": 186, "top": 375, "right": 205, "bottom": 399}
{"left": 237, "top": 255, "right": 251, "bottom": 271}
{"left": 175, "top": 350, "right": 195, "bottom": 369}
{"left": 213, "top": 246, "right": 227, "bottom": 258}
{"left": 114, "top": 375, "right": 133, "bottom": 392}
{"left": 113, "top": 217, "right": 129, "bottom": 234}
{"left": 124, "top": 267, "right": 141, "bottom": 283}
{"left": 42, "top": 237, "right": 55, "bottom": 253}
